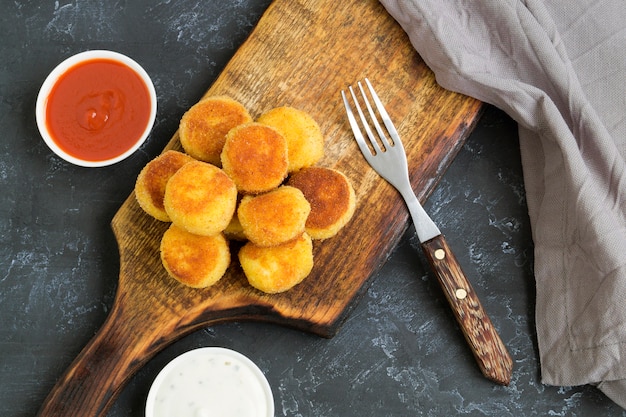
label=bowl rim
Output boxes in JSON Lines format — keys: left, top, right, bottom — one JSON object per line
{"left": 144, "top": 346, "right": 275, "bottom": 417}
{"left": 35, "top": 49, "right": 157, "bottom": 167}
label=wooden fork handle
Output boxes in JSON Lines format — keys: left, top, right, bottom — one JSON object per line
{"left": 421, "top": 234, "right": 513, "bottom": 385}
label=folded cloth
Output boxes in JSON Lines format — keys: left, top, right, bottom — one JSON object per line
{"left": 379, "top": 0, "right": 626, "bottom": 407}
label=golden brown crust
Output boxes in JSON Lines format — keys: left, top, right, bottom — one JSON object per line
{"left": 179, "top": 96, "right": 252, "bottom": 165}
{"left": 237, "top": 186, "right": 311, "bottom": 247}
{"left": 287, "top": 167, "right": 356, "bottom": 239}
{"left": 160, "top": 224, "right": 230, "bottom": 288}
{"left": 238, "top": 233, "right": 313, "bottom": 293}
{"left": 221, "top": 122, "right": 289, "bottom": 194}
{"left": 257, "top": 106, "right": 324, "bottom": 172}
{"left": 163, "top": 160, "right": 237, "bottom": 236}
{"left": 135, "top": 150, "right": 195, "bottom": 221}
{"left": 136, "top": 100, "right": 356, "bottom": 295}
{"left": 223, "top": 211, "right": 247, "bottom": 241}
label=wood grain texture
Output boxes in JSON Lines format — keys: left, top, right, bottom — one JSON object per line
{"left": 37, "top": 0, "right": 483, "bottom": 416}
{"left": 422, "top": 235, "right": 513, "bottom": 386}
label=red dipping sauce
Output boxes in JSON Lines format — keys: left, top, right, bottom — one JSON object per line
{"left": 37, "top": 51, "right": 156, "bottom": 167}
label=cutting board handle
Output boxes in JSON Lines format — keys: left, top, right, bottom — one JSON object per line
{"left": 35, "top": 281, "right": 255, "bottom": 417}
{"left": 35, "top": 296, "right": 163, "bottom": 417}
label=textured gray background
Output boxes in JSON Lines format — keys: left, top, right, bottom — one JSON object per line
{"left": 1, "top": 1, "right": 624, "bottom": 416}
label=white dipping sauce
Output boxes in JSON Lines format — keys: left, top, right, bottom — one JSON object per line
{"left": 146, "top": 347, "right": 274, "bottom": 417}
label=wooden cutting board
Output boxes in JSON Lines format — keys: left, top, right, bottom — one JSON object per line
{"left": 37, "top": 0, "right": 482, "bottom": 416}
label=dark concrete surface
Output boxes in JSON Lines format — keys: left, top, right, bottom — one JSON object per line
{"left": 1, "top": 1, "right": 625, "bottom": 416}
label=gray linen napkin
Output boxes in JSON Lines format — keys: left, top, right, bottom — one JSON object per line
{"left": 379, "top": 0, "right": 626, "bottom": 407}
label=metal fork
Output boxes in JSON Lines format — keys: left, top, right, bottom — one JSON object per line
{"left": 342, "top": 78, "right": 512, "bottom": 386}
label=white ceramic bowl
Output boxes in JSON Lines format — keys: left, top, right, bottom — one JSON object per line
{"left": 35, "top": 50, "right": 157, "bottom": 167}
{"left": 145, "top": 347, "right": 274, "bottom": 417}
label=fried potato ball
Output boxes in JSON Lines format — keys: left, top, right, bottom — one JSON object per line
{"left": 134, "top": 150, "right": 195, "bottom": 221}
{"left": 238, "top": 186, "right": 311, "bottom": 247}
{"left": 164, "top": 160, "right": 237, "bottom": 236}
{"left": 221, "top": 122, "right": 288, "bottom": 194}
{"left": 287, "top": 167, "right": 356, "bottom": 239}
{"left": 179, "top": 96, "right": 253, "bottom": 166}
{"left": 223, "top": 212, "right": 246, "bottom": 241}
{"left": 257, "top": 106, "right": 324, "bottom": 172}
{"left": 239, "top": 233, "right": 313, "bottom": 293}
{"left": 160, "top": 224, "right": 230, "bottom": 288}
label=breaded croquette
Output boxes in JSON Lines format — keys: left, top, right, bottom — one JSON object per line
{"left": 221, "top": 122, "right": 289, "bottom": 194}
{"left": 160, "top": 224, "right": 230, "bottom": 288}
{"left": 179, "top": 96, "right": 253, "bottom": 166}
{"left": 134, "top": 150, "right": 195, "bottom": 221}
{"left": 223, "top": 211, "right": 246, "bottom": 241}
{"left": 287, "top": 167, "right": 356, "bottom": 239}
{"left": 164, "top": 160, "right": 237, "bottom": 236}
{"left": 257, "top": 106, "right": 324, "bottom": 172}
{"left": 237, "top": 186, "right": 311, "bottom": 247}
{"left": 132, "top": 98, "right": 357, "bottom": 294}
{"left": 239, "top": 233, "right": 313, "bottom": 293}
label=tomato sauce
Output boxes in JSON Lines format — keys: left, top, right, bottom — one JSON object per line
{"left": 45, "top": 58, "right": 152, "bottom": 162}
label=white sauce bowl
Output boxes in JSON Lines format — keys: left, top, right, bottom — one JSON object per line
{"left": 145, "top": 347, "right": 275, "bottom": 417}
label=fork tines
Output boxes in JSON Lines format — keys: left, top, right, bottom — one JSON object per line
{"left": 341, "top": 78, "right": 402, "bottom": 156}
